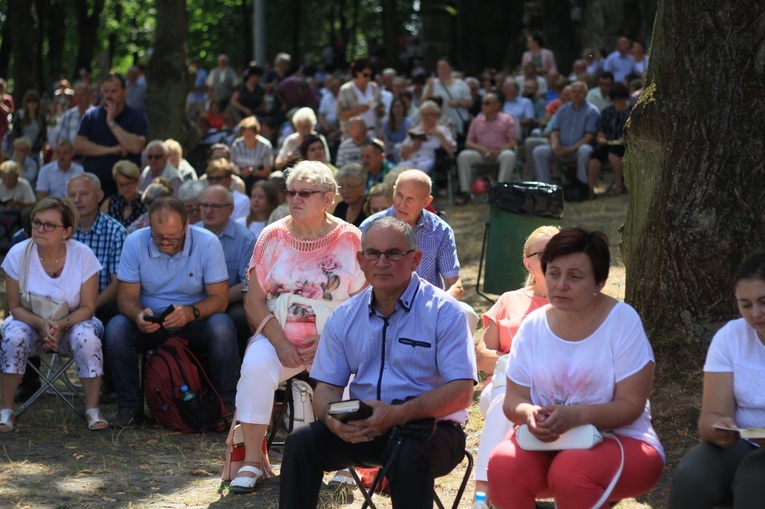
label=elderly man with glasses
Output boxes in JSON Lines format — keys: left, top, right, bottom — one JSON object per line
{"left": 456, "top": 92, "right": 518, "bottom": 199}
{"left": 104, "top": 196, "right": 238, "bottom": 427}
{"left": 204, "top": 158, "right": 250, "bottom": 220}
{"left": 138, "top": 140, "right": 182, "bottom": 195}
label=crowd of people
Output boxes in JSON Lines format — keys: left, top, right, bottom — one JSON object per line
{"left": 1, "top": 34, "right": 762, "bottom": 509}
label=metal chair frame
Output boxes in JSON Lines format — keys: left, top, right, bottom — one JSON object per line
{"left": 349, "top": 447, "right": 473, "bottom": 509}
{"left": 16, "top": 353, "right": 85, "bottom": 419}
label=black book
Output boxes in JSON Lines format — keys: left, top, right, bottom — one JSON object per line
{"left": 328, "top": 399, "right": 373, "bottom": 423}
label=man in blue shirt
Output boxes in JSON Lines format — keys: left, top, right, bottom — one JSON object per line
{"left": 74, "top": 72, "right": 148, "bottom": 199}
{"left": 105, "top": 197, "right": 238, "bottom": 427}
{"left": 603, "top": 37, "right": 638, "bottom": 84}
{"left": 279, "top": 216, "right": 477, "bottom": 509}
{"left": 198, "top": 185, "right": 257, "bottom": 358}
{"left": 532, "top": 81, "right": 599, "bottom": 198}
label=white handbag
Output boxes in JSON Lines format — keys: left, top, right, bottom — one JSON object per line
{"left": 516, "top": 424, "right": 624, "bottom": 509}
{"left": 516, "top": 423, "right": 603, "bottom": 450}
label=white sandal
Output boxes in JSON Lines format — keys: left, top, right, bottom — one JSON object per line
{"left": 85, "top": 408, "right": 108, "bottom": 431}
{"left": 0, "top": 409, "right": 15, "bottom": 432}
{"left": 229, "top": 464, "right": 263, "bottom": 494}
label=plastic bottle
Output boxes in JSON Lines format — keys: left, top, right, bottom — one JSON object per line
{"left": 179, "top": 384, "right": 196, "bottom": 402}
{"left": 472, "top": 491, "right": 489, "bottom": 509}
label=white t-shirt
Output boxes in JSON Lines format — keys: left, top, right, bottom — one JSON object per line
{"left": 704, "top": 317, "right": 765, "bottom": 430}
{"left": 232, "top": 190, "right": 249, "bottom": 221}
{"left": 2, "top": 239, "right": 102, "bottom": 312}
{"left": 508, "top": 301, "right": 664, "bottom": 460}
{"left": 236, "top": 217, "right": 267, "bottom": 239}
{"left": 430, "top": 79, "right": 471, "bottom": 135}
{"left": 352, "top": 83, "right": 378, "bottom": 130}
{"left": 318, "top": 92, "right": 338, "bottom": 126}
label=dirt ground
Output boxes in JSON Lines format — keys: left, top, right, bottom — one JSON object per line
{"left": 0, "top": 192, "right": 702, "bottom": 508}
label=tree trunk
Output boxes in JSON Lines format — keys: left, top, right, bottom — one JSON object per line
{"left": 240, "top": 0, "right": 252, "bottom": 64}
{"left": 147, "top": 0, "right": 195, "bottom": 150}
{"left": 10, "top": 0, "right": 38, "bottom": 103}
{"left": 291, "top": 0, "right": 301, "bottom": 62}
{"left": 622, "top": 1, "right": 765, "bottom": 361}
{"left": 419, "top": 0, "right": 454, "bottom": 70}
{"left": 35, "top": 0, "right": 47, "bottom": 90}
{"left": 74, "top": 0, "right": 105, "bottom": 74}
{"left": 0, "top": 2, "right": 13, "bottom": 78}
{"left": 46, "top": 0, "right": 67, "bottom": 82}
{"left": 381, "top": 0, "right": 399, "bottom": 70}
{"left": 541, "top": 0, "right": 580, "bottom": 75}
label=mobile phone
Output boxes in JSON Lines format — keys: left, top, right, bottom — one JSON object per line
{"left": 144, "top": 305, "right": 175, "bottom": 324}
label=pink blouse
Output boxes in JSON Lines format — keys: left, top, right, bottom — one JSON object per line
{"left": 248, "top": 219, "right": 366, "bottom": 345}
{"left": 483, "top": 288, "right": 548, "bottom": 353}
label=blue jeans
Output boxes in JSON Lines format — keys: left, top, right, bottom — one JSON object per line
{"left": 104, "top": 313, "right": 239, "bottom": 408}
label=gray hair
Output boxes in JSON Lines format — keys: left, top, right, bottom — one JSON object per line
{"left": 292, "top": 107, "right": 317, "bottom": 128}
{"left": 177, "top": 180, "right": 206, "bottom": 202}
{"left": 202, "top": 184, "right": 234, "bottom": 205}
{"left": 286, "top": 161, "right": 338, "bottom": 195}
{"left": 56, "top": 139, "right": 74, "bottom": 150}
{"left": 142, "top": 180, "right": 173, "bottom": 206}
{"left": 146, "top": 139, "right": 169, "bottom": 155}
{"left": 67, "top": 172, "right": 101, "bottom": 191}
{"left": 465, "top": 77, "right": 480, "bottom": 87}
{"left": 362, "top": 216, "right": 418, "bottom": 251}
{"left": 419, "top": 100, "right": 441, "bottom": 115}
{"left": 335, "top": 163, "right": 367, "bottom": 186}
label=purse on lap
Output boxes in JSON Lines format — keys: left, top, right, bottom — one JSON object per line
{"left": 18, "top": 241, "right": 69, "bottom": 321}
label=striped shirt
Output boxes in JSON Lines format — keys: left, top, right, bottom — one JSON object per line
{"left": 73, "top": 212, "right": 127, "bottom": 292}
{"left": 52, "top": 106, "right": 86, "bottom": 146}
{"left": 230, "top": 135, "right": 274, "bottom": 170}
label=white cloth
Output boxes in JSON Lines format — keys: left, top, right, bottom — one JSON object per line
{"left": 352, "top": 82, "right": 378, "bottom": 130}
{"left": 430, "top": 79, "right": 471, "bottom": 135}
{"left": 232, "top": 190, "right": 250, "bottom": 221}
{"left": 476, "top": 382, "right": 511, "bottom": 481}
{"left": 2, "top": 239, "right": 102, "bottom": 312}
{"left": 508, "top": 301, "right": 664, "bottom": 460}
{"left": 236, "top": 217, "right": 267, "bottom": 239}
{"left": 704, "top": 317, "right": 765, "bottom": 430}
{"left": 267, "top": 293, "right": 342, "bottom": 336}
{"left": 318, "top": 92, "right": 338, "bottom": 126}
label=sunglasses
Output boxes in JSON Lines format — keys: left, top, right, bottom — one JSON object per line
{"left": 286, "top": 189, "right": 323, "bottom": 199}
{"left": 147, "top": 154, "right": 164, "bottom": 160}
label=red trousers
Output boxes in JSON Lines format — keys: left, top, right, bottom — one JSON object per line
{"left": 487, "top": 429, "right": 663, "bottom": 509}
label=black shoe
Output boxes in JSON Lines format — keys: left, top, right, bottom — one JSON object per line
{"left": 99, "top": 390, "right": 117, "bottom": 404}
{"left": 15, "top": 380, "right": 42, "bottom": 403}
{"left": 112, "top": 407, "right": 145, "bottom": 428}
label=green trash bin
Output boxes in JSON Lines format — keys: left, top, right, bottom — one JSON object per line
{"left": 479, "top": 182, "right": 564, "bottom": 297}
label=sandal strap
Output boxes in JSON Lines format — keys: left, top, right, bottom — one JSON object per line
{"left": 236, "top": 465, "right": 262, "bottom": 476}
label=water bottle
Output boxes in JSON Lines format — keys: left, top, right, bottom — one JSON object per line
{"left": 471, "top": 491, "right": 489, "bottom": 509}
{"left": 179, "top": 384, "right": 196, "bottom": 402}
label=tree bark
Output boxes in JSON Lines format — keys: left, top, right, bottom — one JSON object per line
{"left": 147, "top": 0, "right": 195, "bottom": 150}
{"left": 74, "top": 0, "right": 105, "bottom": 74}
{"left": 622, "top": 1, "right": 765, "bottom": 360}
{"left": 381, "top": 0, "right": 399, "bottom": 70}
{"left": 10, "top": 0, "right": 39, "bottom": 103}
{"left": 541, "top": 0, "right": 580, "bottom": 75}
{"left": 46, "top": 0, "right": 67, "bottom": 82}
{"left": 0, "top": 3, "right": 11, "bottom": 79}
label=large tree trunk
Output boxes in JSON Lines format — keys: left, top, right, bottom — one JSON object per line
{"left": 381, "top": 0, "right": 399, "bottom": 70}
{"left": 74, "top": 0, "right": 105, "bottom": 74}
{"left": 0, "top": 2, "right": 13, "bottom": 78}
{"left": 10, "top": 0, "right": 39, "bottom": 103}
{"left": 541, "top": 0, "right": 580, "bottom": 76}
{"left": 147, "top": 0, "right": 195, "bottom": 150}
{"left": 46, "top": 0, "right": 67, "bottom": 81}
{"left": 622, "top": 1, "right": 765, "bottom": 361}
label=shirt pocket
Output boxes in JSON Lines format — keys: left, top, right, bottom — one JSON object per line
{"left": 390, "top": 337, "right": 435, "bottom": 375}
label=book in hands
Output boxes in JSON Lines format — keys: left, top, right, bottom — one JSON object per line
{"left": 328, "top": 399, "right": 373, "bottom": 423}
{"left": 712, "top": 424, "right": 765, "bottom": 439}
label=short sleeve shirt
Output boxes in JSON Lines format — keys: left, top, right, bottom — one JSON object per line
{"left": 117, "top": 225, "right": 228, "bottom": 313}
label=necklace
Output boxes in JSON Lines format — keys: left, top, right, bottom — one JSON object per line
{"left": 39, "top": 245, "right": 65, "bottom": 278}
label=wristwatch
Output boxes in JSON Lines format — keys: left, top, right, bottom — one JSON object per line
{"left": 109, "top": 120, "right": 117, "bottom": 129}
{"left": 191, "top": 305, "right": 200, "bottom": 320}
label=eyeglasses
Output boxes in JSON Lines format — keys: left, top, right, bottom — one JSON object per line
{"left": 117, "top": 180, "right": 138, "bottom": 189}
{"left": 207, "top": 175, "right": 227, "bottom": 183}
{"left": 361, "top": 73, "right": 372, "bottom": 78}
{"left": 340, "top": 183, "right": 364, "bottom": 191}
{"left": 199, "top": 202, "right": 232, "bottom": 210}
{"left": 286, "top": 189, "right": 323, "bottom": 199}
{"left": 31, "top": 219, "right": 65, "bottom": 232}
{"left": 151, "top": 231, "right": 185, "bottom": 244}
{"left": 362, "top": 249, "right": 415, "bottom": 261}
{"left": 147, "top": 154, "right": 164, "bottom": 160}
{"left": 482, "top": 101, "right": 495, "bottom": 105}
{"left": 526, "top": 251, "right": 542, "bottom": 259}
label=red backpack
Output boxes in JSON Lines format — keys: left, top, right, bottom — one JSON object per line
{"left": 143, "top": 336, "right": 226, "bottom": 433}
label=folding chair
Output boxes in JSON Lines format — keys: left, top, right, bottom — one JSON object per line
{"left": 16, "top": 353, "right": 85, "bottom": 418}
{"left": 267, "top": 376, "right": 295, "bottom": 449}
{"left": 349, "top": 446, "right": 474, "bottom": 509}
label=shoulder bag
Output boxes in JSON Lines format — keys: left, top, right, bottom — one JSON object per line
{"left": 18, "top": 241, "right": 69, "bottom": 321}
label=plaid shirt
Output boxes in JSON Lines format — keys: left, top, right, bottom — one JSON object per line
{"left": 53, "top": 105, "right": 85, "bottom": 146}
{"left": 73, "top": 212, "right": 127, "bottom": 292}
{"left": 360, "top": 208, "right": 460, "bottom": 289}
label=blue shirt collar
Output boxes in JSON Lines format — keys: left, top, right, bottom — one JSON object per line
{"left": 367, "top": 273, "right": 419, "bottom": 316}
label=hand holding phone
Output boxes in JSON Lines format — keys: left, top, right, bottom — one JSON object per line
{"left": 144, "top": 305, "right": 175, "bottom": 324}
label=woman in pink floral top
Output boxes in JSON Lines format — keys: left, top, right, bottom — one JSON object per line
{"left": 230, "top": 161, "right": 367, "bottom": 493}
